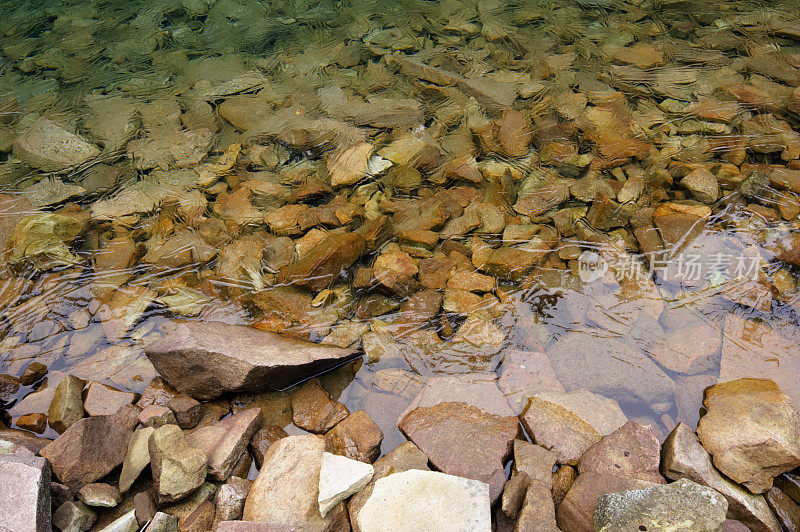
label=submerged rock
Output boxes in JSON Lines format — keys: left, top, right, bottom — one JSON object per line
{"left": 145, "top": 321, "right": 359, "bottom": 400}
{"left": 13, "top": 116, "right": 100, "bottom": 171}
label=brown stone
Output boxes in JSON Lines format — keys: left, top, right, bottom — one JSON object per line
{"left": 556, "top": 472, "right": 659, "bottom": 532}
{"left": 16, "top": 413, "right": 46, "bottom": 434}
{"left": 513, "top": 439, "right": 557, "bottom": 488}
{"left": 579, "top": 421, "right": 665, "bottom": 484}
{"left": 214, "top": 476, "right": 252, "bottom": 523}
{"left": 325, "top": 410, "right": 383, "bottom": 463}
{"left": 0, "top": 427, "right": 51, "bottom": 454}
{"left": 47, "top": 374, "right": 85, "bottom": 434}
{"left": 145, "top": 321, "right": 358, "bottom": 400}
{"left": 83, "top": 382, "right": 135, "bottom": 417}
{"left": 0, "top": 374, "right": 19, "bottom": 405}
{"left": 186, "top": 408, "right": 262, "bottom": 481}
{"left": 134, "top": 491, "right": 157, "bottom": 524}
{"left": 77, "top": 482, "right": 121, "bottom": 507}
{"left": 696, "top": 379, "right": 800, "bottom": 494}
{"left": 168, "top": 394, "right": 203, "bottom": 429}
{"left": 348, "top": 441, "right": 430, "bottom": 532}
{"left": 552, "top": 465, "right": 577, "bottom": 507}
{"left": 501, "top": 472, "right": 531, "bottom": 520}
{"left": 183, "top": 500, "right": 216, "bottom": 532}
{"left": 18, "top": 362, "right": 47, "bottom": 386}
{"left": 279, "top": 232, "right": 365, "bottom": 291}
{"left": 765, "top": 486, "right": 800, "bottom": 532}
{"left": 291, "top": 378, "right": 349, "bottom": 434}
{"left": 243, "top": 435, "right": 349, "bottom": 530}
{"left": 138, "top": 405, "right": 177, "bottom": 428}
{"left": 398, "top": 401, "right": 518, "bottom": 503}
{"left": 40, "top": 404, "right": 139, "bottom": 490}
{"left": 653, "top": 202, "right": 711, "bottom": 250}
{"left": 249, "top": 425, "right": 288, "bottom": 468}
{"left": 135, "top": 377, "right": 178, "bottom": 409}
{"left": 520, "top": 393, "right": 625, "bottom": 466}
{"left": 661, "top": 422, "right": 781, "bottom": 532}
{"left": 515, "top": 480, "right": 560, "bottom": 532}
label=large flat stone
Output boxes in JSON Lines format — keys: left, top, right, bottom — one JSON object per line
{"left": 40, "top": 404, "right": 139, "bottom": 490}
{"left": 696, "top": 378, "right": 800, "bottom": 494}
{"left": 145, "top": 321, "right": 359, "bottom": 400}
{"left": 357, "top": 469, "right": 491, "bottom": 531}
{"left": 0, "top": 454, "right": 51, "bottom": 531}
{"left": 547, "top": 331, "right": 674, "bottom": 408}
{"left": 398, "top": 401, "right": 518, "bottom": 503}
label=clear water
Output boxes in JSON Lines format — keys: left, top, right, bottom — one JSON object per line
{"left": 1, "top": 0, "right": 800, "bottom": 456}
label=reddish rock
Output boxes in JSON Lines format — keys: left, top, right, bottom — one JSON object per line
{"left": 516, "top": 480, "right": 560, "bottom": 531}
{"left": 662, "top": 423, "right": 781, "bottom": 532}
{"left": 168, "top": 394, "right": 203, "bottom": 429}
{"left": 83, "top": 382, "right": 136, "bottom": 417}
{"left": 18, "top": 362, "right": 47, "bottom": 386}
{"left": 348, "top": 441, "right": 430, "bottom": 532}
{"left": 138, "top": 405, "right": 177, "bottom": 428}
{"left": 398, "top": 401, "right": 518, "bottom": 503}
{"left": 135, "top": 377, "right": 178, "bottom": 409}
{"left": 552, "top": 465, "right": 577, "bottom": 507}
{"left": 579, "top": 421, "right": 665, "bottom": 484}
{"left": 40, "top": 404, "right": 139, "bottom": 490}
{"left": 291, "top": 378, "right": 349, "bottom": 434}
{"left": 556, "top": 472, "right": 659, "bottom": 532}
{"left": 325, "top": 410, "right": 383, "bottom": 463}
{"left": 16, "top": 413, "right": 46, "bottom": 434}
{"left": 513, "top": 439, "right": 557, "bottom": 488}
{"left": 186, "top": 408, "right": 262, "bottom": 481}
{"left": 279, "top": 232, "right": 365, "bottom": 291}
{"left": 145, "top": 321, "right": 358, "bottom": 400}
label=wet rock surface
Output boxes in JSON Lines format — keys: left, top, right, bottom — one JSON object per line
{"left": 145, "top": 321, "right": 359, "bottom": 400}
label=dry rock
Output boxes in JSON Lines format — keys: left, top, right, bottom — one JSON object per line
{"left": 594, "top": 478, "right": 727, "bottom": 532}
{"left": 118, "top": 427, "right": 155, "bottom": 492}
{"left": 579, "top": 421, "right": 665, "bottom": 484}
{"left": 0, "top": 454, "right": 51, "bottom": 532}
{"left": 662, "top": 422, "right": 781, "bottom": 532}
{"left": 83, "top": 382, "right": 135, "bottom": 417}
{"left": 318, "top": 452, "right": 374, "bottom": 517}
{"left": 186, "top": 407, "right": 262, "bottom": 481}
{"left": 149, "top": 424, "right": 207, "bottom": 504}
{"left": 40, "top": 404, "right": 138, "bottom": 490}
{"left": 48, "top": 374, "right": 85, "bottom": 434}
{"left": 242, "top": 435, "right": 349, "bottom": 530}
{"left": 696, "top": 378, "right": 800, "bottom": 494}
{"left": 214, "top": 476, "right": 251, "bottom": 523}
{"left": 398, "top": 401, "right": 518, "bottom": 503}
{"left": 168, "top": 394, "right": 203, "bottom": 429}
{"left": 53, "top": 500, "right": 96, "bottom": 532}
{"left": 138, "top": 405, "right": 177, "bottom": 428}
{"left": 77, "top": 483, "right": 121, "bottom": 508}
{"left": 356, "top": 470, "right": 491, "bottom": 531}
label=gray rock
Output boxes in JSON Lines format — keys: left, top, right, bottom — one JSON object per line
{"left": 119, "top": 427, "right": 155, "bottom": 493}
{"left": 357, "top": 469, "right": 491, "bottom": 531}
{"left": 547, "top": 331, "right": 674, "bottom": 407}
{"left": 52, "top": 500, "right": 96, "bottom": 532}
{"left": 0, "top": 454, "right": 51, "bottom": 531}
{"left": 145, "top": 321, "right": 359, "bottom": 400}
{"left": 13, "top": 116, "right": 100, "bottom": 172}
{"left": 594, "top": 478, "right": 728, "bottom": 532}
{"left": 214, "top": 476, "right": 251, "bottom": 522}
{"left": 318, "top": 452, "right": 374, "bottom": 518}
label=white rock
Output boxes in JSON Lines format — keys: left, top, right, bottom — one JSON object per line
{"left": 357, "top": 470, "right": 491, "bottom": 532}
{"left": 318, "top": 452, "right": 374, "bottom": 517}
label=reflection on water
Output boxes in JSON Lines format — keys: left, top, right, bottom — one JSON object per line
{"left": 1, "top": 0, "right": 800, "bottom": 456}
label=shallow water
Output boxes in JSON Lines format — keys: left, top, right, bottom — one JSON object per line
{"left": 1, "top": 0, "right": 800, "bottom": 457}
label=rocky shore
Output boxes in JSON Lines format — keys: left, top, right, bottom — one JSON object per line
{"left": 2, "top": 0, "right": 800, "bottom": 529}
